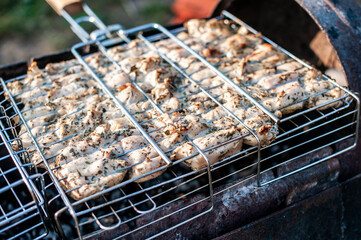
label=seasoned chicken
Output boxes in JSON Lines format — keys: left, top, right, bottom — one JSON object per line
{"left": 246, "top": 43, "right": 278, "bottom": 62}
{"left": 54, "top": 155, "right": 128, "bottom": 200}
{"left": 103, "top": 69, "right": 131, "bottom": 88}
{"left": 303, "top": 74, "right": 342, "bottom": 110}
{"left": 241, "top": 115, "right": 279, "bottom": 146}
{"left": 257, "top": 70, "right": 303, "bottom": 90}
{"left": 127, "top": 132, "right": 183, "bottom": 182}
{"left": 55, "top": 122, "right": 140, "bottom": 166}
{"left": 173, "top": 126, "right": 243, "bottom": 170}
{"left": 5, "top": 18, "right": 343, "bottom": 201}
{"left": 185, "top": 18, "right": 235, "bottom": 38}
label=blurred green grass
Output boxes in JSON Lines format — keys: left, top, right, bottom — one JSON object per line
{"left": 0, "top": 0, "right": 172, "bottom": 49}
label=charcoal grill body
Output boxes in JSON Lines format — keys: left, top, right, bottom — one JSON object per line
{"left": 211, "top": 0, "right": 361, "bottom": 239}
{"left": 0, "top": 40, "right": 359, "bottom": 240}
{"left": 213, "top": 0, "right": 361, "bottom": 180}
{"left": 0, "top": 0, "right": 360, "bottom": 239}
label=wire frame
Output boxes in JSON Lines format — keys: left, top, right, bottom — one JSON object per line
{"left": 0, "top": 103, "right": 48, "bottom": 239}
{"left": 0, "top": 7, "right": 359, "bottom": 240}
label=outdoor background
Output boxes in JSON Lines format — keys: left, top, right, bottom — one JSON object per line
{"left": 3, "top": 0, "right": 358, "bottom": 67}
{"left": 0, "top": 0, "right": 174, "bottom": 65}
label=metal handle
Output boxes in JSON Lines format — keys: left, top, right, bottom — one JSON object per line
{"left": 46, "top": 0, "right": 83, "bottom": 15}
{"left": 47, "top": 1, "right": 122, "bottom": 43}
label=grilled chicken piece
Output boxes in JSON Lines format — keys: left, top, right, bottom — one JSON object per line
{"left": 20, "top": 97, "right": 102, "bottom": 147}
{"left": 136, "top": 57, "right": 164, "bottom": 73}
{"left": 217, "top": 87, "right": 243, "bottom": 103}
{"left": 127, "top": 146, "right": 166, "bottom": 183}
{"left": 303, "top": 70, "right": 341, "bottom": 110}
{"left": 155, "top": 38, "right": 182, "bottom": 51}
{"left": 184, "top": 61, "right": 206, "bottom": 77}
{"left": 199, "top": 32, "right": 219, "bottom": 44}
{"left": 150, "top": 82, "right": 172, "bottom": 103}
{"left": 201, "top": 103, "right": 278, "bottom": 147}
{"left": 164, "top": 47, "right": 192, "bottom": 62}
{"left": 86, "top": 53, "right": 119, "bottom": 76}
{"left": 107, "top": 40, "right": 150, "bottom": 61}
{"left": 175, "top": 114, "right": 208, "bottom": 139}
{"left": 220, "top": 34, "right": 255, "bottom": 57}
{"left": 44, "top": 60, "right": 82, "bottom": 75}
{"left": 257, "top": 69, "right": 306, "bottom": 90}
{"left": 241, "top": 115, "right": 278, "bottom": 146}
{"left": 236, "top": 68, "right": 277, "bottom": 85}
{"left": 142, "top": 68, "right": 178, "bottom": 89}
{"left": 185, "top": 19, "right": 235, "bottom": 38}
{"left": 128, "top": 114, "right": 209, "bottom": 180}
{"left": 7, "top": 62, "right": 47, "bottom": 96}
{"left": 20, "top": 81, "right": 99, "bottom": 115}
{"left": 202, "top": 106, "right": 227, "bottom": 122}
{"left": 55, "top": 120, "right": 140, "bottom": 166}
{"left": 161, "top": 96, "right": 180, "bottom": 112}
{"left": 150, "top": 81, "right": 180, "bottom": 112}
{"left": 22, "top": 94, "right": 103, "bottom": 126}
{"left": 184, "top": 98, "right": 217, "bottom": 115}
{"left": 235, "top": 106, "right": 265, "bottom": 119}
{"left": 178, "top": 56, "right": 197, "bottom": 69}
{"left": 261, "top": 53, "right": 288, "bottom": 65}
{"left": 57, "top": 132, "right": 145, "bottom": 169}
{"left": 226, "top": 55, "right": 289, "bottom": 79}
{"left": 115, "top": 83, "right": 144, "bottom": 103}
{"left": 190, "top": 68, "right": 216, "bottom": 81}
{"left": 246, "top": 43, "right": 278, "bottom": 62}
{"left": 54, "top": 153, "right": 128, "bottom": 200}
{"left": 307, "top": 86, "right": 341, "bottom": 110}
{"left": 262, "top": 81, "right": 305, "bottom": 114}
{"left": 276, "top": 61, "right": 303, "bottom": 72}
{"left": 23, "top": 97, "right": 133, "bottom": 164}
{"left": 19, "top": 93, "right": 107, "bottom": 136}
{"left": 223, "top": 96, "right": 249, "bottom": 112}
{"left": 200, "top": 89, "right": 247, "bottom": 122}
{"left": 15, "top": 72, "right": 94, "bottom": 104}
{"left": 127, "top": 132, "right": 182, "bottom": 182}
{"left": 118, "top": 56, "right": 143, "bottom": 74}
{"left": 22, "top": 101, "right": 76, "bottom": 123}
{"left": 9, "top": 81, "right": 49, "bottom": 99}
{"left": 31, "top": 116, "right": 149, "bottom": 168}
{"left": 53, "top": 110, "right": 168, "bottom": 166}
{"left": 173, "top": 126, "right": 243, "bottom": 171}
{"left": 103, "top": 69, "right": 131, "bottom": 88}
{"left": 27, "top": 108, "right": 105, "bottom": 165}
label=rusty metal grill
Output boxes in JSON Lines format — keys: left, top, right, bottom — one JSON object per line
{"left": 0, "top": 7, "right": 359, "bottom": 240}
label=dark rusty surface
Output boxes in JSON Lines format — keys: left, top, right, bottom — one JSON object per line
{"left": 90, "top": 148, "right": 342, "bottom": 240}
{"left": 214, "top": 173, "right": 361, "bottom": 240}
{"left": 340, "top": 173, "right": 361, "bottom": 240}
{"left": 157, "top": 156, "right": 340, "bottom": 240}
{"left": 295, "top": 0, "right": 361, "bottom": 91}
{"left": 215, "top": 186, "right": 343, "bottom": 240}
{"left": 293, "top": 0, "right": 361, "bottom": 181}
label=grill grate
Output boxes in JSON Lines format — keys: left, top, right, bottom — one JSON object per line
{"left": 0, "top": 8, "right": 359, "bottom": 240}
{"left": 0, "top": 105, "right": 48, "bottom": 239}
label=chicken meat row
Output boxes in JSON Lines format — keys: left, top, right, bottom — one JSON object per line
{"left": 7, "top": 18, "right": 341, "bottom": 200}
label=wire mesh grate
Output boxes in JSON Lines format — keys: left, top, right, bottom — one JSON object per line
{"left": 0, "top": 9, "right": 358, "bottom": 240}
{"left": 0, "top": 135, "right": 48, "bottom": 239}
